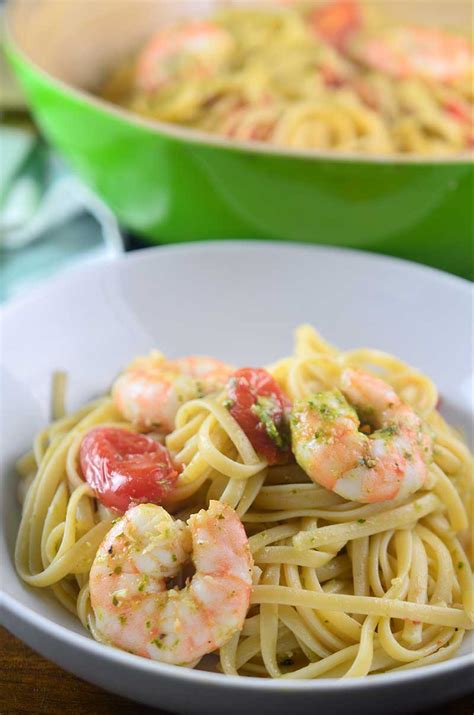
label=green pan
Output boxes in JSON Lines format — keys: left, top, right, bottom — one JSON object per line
{"left": 5, "top": 0, "right": 473, "bottom": 278}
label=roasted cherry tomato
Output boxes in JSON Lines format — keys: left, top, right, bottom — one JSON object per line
{"left": 80, "top": 427, "right": 178, "bottom": 512}
{"left": 226, "top": 367, "right": 291, "bottom": 465}
{"left": 310, "top": 0, "right": 361, "bottom": 50}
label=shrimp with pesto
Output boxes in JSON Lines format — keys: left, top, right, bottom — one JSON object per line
{"left": 89, "top": 501, "right": 253, "bottom": 666}
{"left": 290, "top": 367, "right": 432, "bottom": 503}
{"left": 112, "top": 353, "right": 234, "bottom": 432}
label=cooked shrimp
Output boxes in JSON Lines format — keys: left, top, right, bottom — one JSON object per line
{"left": 354, "top": 26, "right": 473, "bottom": 82}
{"left": 135, "top": 21, "right": 235, "bottom": 92}
{"left": 312, "top": 2, "right": 473, "bottom": 83}
{"left": 112, "top": 353, "right": 234, "bottom": 432}
{"left": 170, "top": 356, "right": 234, "bottom": 391}
{"left": 291, "top": 368, "right": 432, "bottom": 503}
{"left": 89, "top": 500, "right": 253, "bottom": 665}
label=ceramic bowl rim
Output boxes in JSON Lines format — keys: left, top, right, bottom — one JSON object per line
{"left": 1, "top": 240, "right": 473, "bottom": 695}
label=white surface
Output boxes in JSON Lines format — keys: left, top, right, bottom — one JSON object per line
{"left": 1, "top": 241, "right": 473, "bottom": 714}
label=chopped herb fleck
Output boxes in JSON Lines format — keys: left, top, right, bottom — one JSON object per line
{"left": 138, "top": 574, "right": 149, "bottom": 592}
{"left": 113, "top": 565, "right": 122, "bottom": 574}
{"left": 195, "top": 381, "right": 205, "bottom": 398}
{"left": 223, "top": 398, "right": 234, "bottom": 410}
{"left": 458, "top": 562, "right": 464, "bottom": 569}
{"left": 378, "top": 424, "right": 398, "bottom": 439}
{"left": 357, "top": 519, "right": 366, "bottom": 524}
{"left": 314, "top": 400, "right": 339, "bottom": 421}
{"left": 119, "top": 615, "right": 127, "bottom": 625}
{"left": 112, "top": 595, "right": 119, "bottom": 607}
{"left": 172, "top": 553, "right": 177, "bottom": 562}
{"left": 363, "top": 456, "right": 377, "bottom": 469}
{"left": 146, "top": 620, "right": 151, "bottom": 629}
{"left": 108, "top": 546, "right": 113, "bottom": 555}
{"left": 251, "top": 396, "right": 288, "bottom": 449}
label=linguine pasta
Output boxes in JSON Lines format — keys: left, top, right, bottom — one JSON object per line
{"left": 100, "top": 2, "right": 474, "bottom": 156}
{"left": 15, "top": 325, "right": 473, "bottom": 678}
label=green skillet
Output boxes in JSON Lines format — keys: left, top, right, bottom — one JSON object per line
{"left": 5, "top": 0, "right": 473, "bottom": 278}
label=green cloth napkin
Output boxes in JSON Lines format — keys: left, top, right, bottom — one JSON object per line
{"left": 0, "top": 126, "right": 124, "bottom": 302}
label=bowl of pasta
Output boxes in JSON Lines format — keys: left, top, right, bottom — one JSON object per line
{"left": 1, "top": 241, "right": 472, "bottom": 714}
{"left": 4, "top": 0, "right": 473, "bottom": 279}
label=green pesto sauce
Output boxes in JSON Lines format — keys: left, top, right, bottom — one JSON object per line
{"left": 306, "top": 390, "right": 354, "bottom": 423}
{"left": 378, "top": 424, "right": 398, "bottom": 439}
{"left": 251, "top": 396, "right": 288, "bottom": 449}
{"left": 138, "top": 573, "right": 149, "bottom": 592}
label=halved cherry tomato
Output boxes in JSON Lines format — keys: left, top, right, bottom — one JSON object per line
{"left": 310, "top": 0, "right": 361, "bottom": 50}
{"left": 226, "top": 368, "right": 291, "bottom": 465}
{"left": 80, "top": 427, "right": 178, "bottom": 513}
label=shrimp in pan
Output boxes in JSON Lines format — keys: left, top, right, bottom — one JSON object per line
{"left": 311, "top": 1, "right": 473, "bottom": 83}
{"left": 291, "top": 368, "right": 432, "bottom": 503}
{"left": 352, "top": 25, "right": 473, "bottom": 82}
{"left": 112, "top": 352, "right": 234, "bottom": 432}
{"left": 89, "top": 500, "right": 253, "bottom": 666}
{"left": 135, "top": 21, "right": 235, "bottom": 92}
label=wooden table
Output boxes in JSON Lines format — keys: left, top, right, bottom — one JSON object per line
{"left": 1, "top": 626, "right": 472, "bottom": 715}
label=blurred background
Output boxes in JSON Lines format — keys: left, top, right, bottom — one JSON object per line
{"left": 0, "top": 0, "right": 472, "bottom": 305}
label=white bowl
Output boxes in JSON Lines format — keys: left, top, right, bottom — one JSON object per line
{"left": 1, "top": 242, "right": 472, "bottom": 714}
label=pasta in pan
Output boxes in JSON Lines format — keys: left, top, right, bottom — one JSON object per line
{"left": 100, "top": 1, "right": 474, "bottom": 156}
{"left": 15, "top": 325, "right": 473, "bottom": 677}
